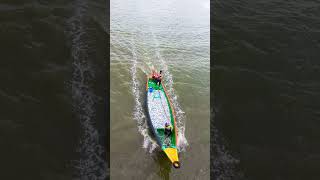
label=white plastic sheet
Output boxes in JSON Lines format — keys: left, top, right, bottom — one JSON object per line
{"left": 147, "top": 89, "right": 172, "bottom": 129}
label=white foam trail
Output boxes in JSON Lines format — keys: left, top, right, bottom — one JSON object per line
{"left": 129, "top": 39, "right": 159, "bottom": 153}
{"left": 150, "top": 30, "right": 189, "bottom": 152}
{"left": 68, "top": 0, "right": 107, "bottom": 179}
{"left": 212, "top": 127, "right": 241, "bottom": 179}
{"left": 113, "top": 25, "right": 188, "bottom": 153}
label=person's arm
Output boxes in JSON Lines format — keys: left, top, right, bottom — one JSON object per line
{"left": 150, "top": 69, "right": 156, "bottom": 78}
{"left": 151, "top": 67, "right": 156, "bottom": 75}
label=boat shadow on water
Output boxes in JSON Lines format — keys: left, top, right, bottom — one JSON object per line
{"left": 142, "top": 118, "right": 172, "bottom": 179}
{"left": 145, "top": 108, "right": 177, "bottom": 180}
{"left": 151, "top": 150, "right": 172, "bottom": 180}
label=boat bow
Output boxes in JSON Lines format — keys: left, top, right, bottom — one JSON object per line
{"left": 163, "top": 147, "right": 180, "bottom": 168}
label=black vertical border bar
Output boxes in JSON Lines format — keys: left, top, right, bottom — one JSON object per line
{"left": 106, "top": 0, "right": 110, "bottom": 178}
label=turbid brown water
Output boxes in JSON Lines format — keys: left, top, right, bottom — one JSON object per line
{"left": 110, "top": 0, "right": 210, "bottom": 179}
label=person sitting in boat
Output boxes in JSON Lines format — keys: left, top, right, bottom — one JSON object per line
{"left": 150, "top": 70, "right": 162, "bottom": 86}
{"left": 151, "top": 68, "right": 157, "bottom": 79}
{"left": 164, "top": 122, "right": 172, "bottom": 136}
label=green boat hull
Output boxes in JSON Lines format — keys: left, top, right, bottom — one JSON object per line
{"left": 146, "top": 77, "right": 180, "bottom": 168}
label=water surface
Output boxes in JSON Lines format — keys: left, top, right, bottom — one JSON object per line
{"left": 212, "top": 0, "right": 320, "bottom": 179}
{"left": 111, "top": 0, "right": 210, "bottom": 179}
{"left": 0, "top": 1, "right": 108, "bottom": 179}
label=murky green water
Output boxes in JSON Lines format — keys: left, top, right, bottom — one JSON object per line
{"left": 0, "top": 1, "right": 108, "bottom": 179}
{"left": 110, "top": 0, "right": 210, "bottom": 179}
{"left": 212, "top": 0, "right": 320, "bottom": 179}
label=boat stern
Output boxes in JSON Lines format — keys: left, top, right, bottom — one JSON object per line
{"left": 163, "top": 147, "right": 180, "bottom": 168}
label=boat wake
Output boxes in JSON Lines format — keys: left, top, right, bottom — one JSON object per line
{"left": 128, "top": 33, "right": 188, "bottom": 153}
{"left": 212, "top": 107, "right": 242, "bottom": 179}
{"left": 212, "top": 126, "right": 241, "bottom": 179}
{"left": 112, "top": 22, "right": 188, "bottom": 153}
{"left": 129, "top": 39, "right": 159, "bottom": 153}
{"left": 67, "top": 0, "right": 107, "bottom": 179}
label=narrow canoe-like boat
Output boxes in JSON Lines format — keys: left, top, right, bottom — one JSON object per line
{"left": 146, "top": 76, "right": 180, "bottom": 168}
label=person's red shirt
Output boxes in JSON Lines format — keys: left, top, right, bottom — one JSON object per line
{"left": 152, "top": 73, "right": 159, "bottom": 79}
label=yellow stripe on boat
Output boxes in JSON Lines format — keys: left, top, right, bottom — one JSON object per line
{"left": 164, "top": 147, "right": 179, "bottom": 163}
